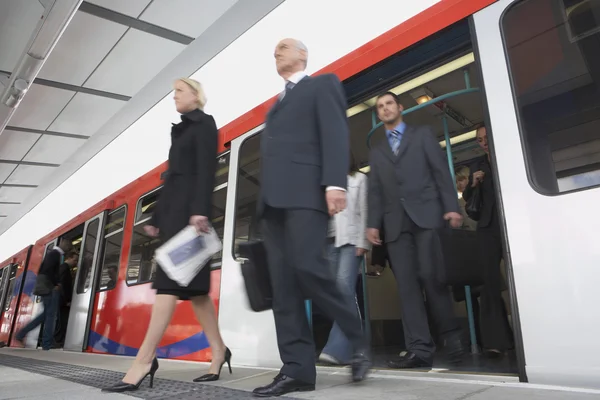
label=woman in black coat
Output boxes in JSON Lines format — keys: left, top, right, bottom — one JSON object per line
{"left": 462, "top": 126, "right": 514, "bottom": 357}
{"left": 103, "top": 78, "right": 231, "bottom": 393}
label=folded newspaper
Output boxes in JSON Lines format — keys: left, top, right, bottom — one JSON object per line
{"left": 154, "top": 225, "right": 222, "bottom": 287}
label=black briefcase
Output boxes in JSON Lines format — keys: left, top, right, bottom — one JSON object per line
{"left": 238, "top": 241, "right": 273, "bottom": 312}
{"left": 437, "top": 228, "right": 484, "bottom": 287}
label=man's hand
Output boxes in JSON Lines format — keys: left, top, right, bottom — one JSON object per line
{"left": 144, "top": 225, "right": 159, "bottom": 237}
{"left": 190, "top": 215, "right": 210, "bottom": 233}
{"left": 326, "top": 190, "right": 346, "bottom": 216}
{"left": 367, "top": 228, "right": 382, "bottom": 246}
{"left": 444, "top": 212, "right": 463, "bottom": 228}
{"left": 472, "top": 170, "right": 485, "bottom": 187}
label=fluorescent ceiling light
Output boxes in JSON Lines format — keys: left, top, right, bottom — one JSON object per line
{"left": 347, "top": 52, "right": 475, "bottom": 118}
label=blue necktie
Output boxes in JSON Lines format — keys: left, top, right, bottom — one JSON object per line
{"left": 388, "top": 130, "right": 402, "bottom": 155}
{"left": 280, "top": 81, "right": 295, "bottom": 101}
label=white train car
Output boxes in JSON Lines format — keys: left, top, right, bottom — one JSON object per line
{"left": 1, "top": 0, "right": 599, "bottom": 391}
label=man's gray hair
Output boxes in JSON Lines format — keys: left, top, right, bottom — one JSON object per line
{"left": 295, "top": 39, "right": 308, "bottom": 67}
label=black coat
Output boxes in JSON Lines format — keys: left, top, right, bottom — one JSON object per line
{"left": 151, "top": 109, "right": 218, "bottom": 241}
{"left": 367, "top": 124, "right": 460, "bottom": 243}
{"left": 462, "top": 155, "right": 496, "bottom": 230}
{"left": 258, "top": 74, "right": 350, "bottom": 216}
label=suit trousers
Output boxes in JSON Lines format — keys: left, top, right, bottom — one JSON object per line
{"left": 261, "top": 205, "right": 366, "bottom": 384}
{"left": 386, "top": 212, "right": 460, "bottom": 363}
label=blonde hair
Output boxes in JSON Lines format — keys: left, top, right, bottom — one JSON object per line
{"left": 176, "top": 78, "right": 207, "bottom": 110}
{"left": 455, "top": 166, "right": 470, "bottom": 181}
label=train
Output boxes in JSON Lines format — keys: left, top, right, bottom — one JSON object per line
{"left": 1, "top": 0, "right": 599, "bottom": 391}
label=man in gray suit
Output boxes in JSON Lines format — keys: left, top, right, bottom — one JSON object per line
{"left": 367, "top": 91, "right": 465, "bottom": 369}
{"left": 252, "top": 38, "right": 371, "bottom": 398}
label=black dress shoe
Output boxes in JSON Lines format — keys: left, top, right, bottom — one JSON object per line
{"left": 351, "top": 351, "right": 372, "bottom": 382}
{"left": 193, "top": 347, "right": 232, "bottom": 382}
{"left": 387, "top": 351, "right": 432, "bottom": 369}
{"left": 101, "top": 357, "right": 159, "bottom": 393}
{"left": 252, "top": 374, "right": 314, "bottom": 397}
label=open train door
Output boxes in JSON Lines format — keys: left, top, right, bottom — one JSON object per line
{"left": 26, "top": 240, "right": 58, "bottom": 348}
{"left": 64, "top": 211, "right": 107, "bottom": 352}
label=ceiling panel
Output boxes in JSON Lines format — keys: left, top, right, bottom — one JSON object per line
{"left": 0, "top": 130, "right": 41, "bottom": 161}
{"left": 48, "top": 93, "right": 127, "bottom": 136}
{"left": 0, "top": 204, "right": 20, "bottom": 216}
{"left": 6, "top": 165, "right": 56, "bottom": 186}
{"left": 37, "top": 12, "right": 129, "bottom": 86}
{"left": 140, "top": 0, "right": 238, "bottom": 38}
{"left": 23, "top": 135, "right": 86, "bottom": 164}
{"left": 8, "top": 85, "right": 75, "bottom": 130}
{"left": 0, "top": 164, "right": 16, "bottom": 183}
{"left": 83, "top": 29, "right": 186, "bottom": 96}
{"left": 0, "top": 187, "right": 36, "bottom": 203}
{"left": 85, "top": 0, "right": 152, "bottom": 17}
{"left": 0, "top": 0, "right": 44, "bottom": 71}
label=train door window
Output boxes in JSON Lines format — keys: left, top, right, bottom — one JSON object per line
{"left": 128, "top": 188, "right": 162, "bottom": 285}
{"left": 210, "top": 152, "right": 230, "bottom": 270}
{"left": 76, "top": 218, "right": 100, "bottom": 294}
{"left": 0, "top": 266, "right": 7, "bottom": 319}
{"left": 97, "top": 206, "right": 126, "bottom": 291}
{"left": 502, "top": 0, "right": 600, "bottom": 194}
{"left": 232, "top": 134, "right": 262, "bottom": 257}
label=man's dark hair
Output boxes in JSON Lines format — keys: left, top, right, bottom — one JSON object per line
{"left": 376, "top": 91, "right": 401, "bottom": 105}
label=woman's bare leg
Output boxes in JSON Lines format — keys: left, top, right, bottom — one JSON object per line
{"left": 122, "top": 294, "right": 178, "bottom": 384}
{"left": 190, "top": 295, "right": 227, "bottom": 374}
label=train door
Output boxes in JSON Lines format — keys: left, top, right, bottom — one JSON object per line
{"left": 0, "top": 266, "right": 10, "bottom": 322}
{"left": 26, "top": 240, "right": 58, "bottom": 348}
{"left": 63, "top": 211, "right": 107, "bottom": 351}
{"left": 473, "top": 0, "right": 600, "bottom": 387}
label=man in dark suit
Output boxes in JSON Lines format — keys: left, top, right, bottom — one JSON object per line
{"left": 366, "top": 92, "right": 465, "bottom": 369}
{"left": 252, "top": 38, "right": 370, "bottom": 397}
{"left": 53, "top": 251, "right": 78, "bottom": 347}
{"left": 15, "top": 238, "right": 72, "bottom": 350}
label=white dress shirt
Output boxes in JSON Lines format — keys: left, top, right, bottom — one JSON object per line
{"left": 328, "top": 173, "right": 370, "bottom": 250}
{"left": 281, "top": 70, "right": 345, "bottom": 193}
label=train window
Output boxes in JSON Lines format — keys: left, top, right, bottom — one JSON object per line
{"left": 128, "top": 189, "right": 162, "bottom": 285}
{"left": 3, "top": 264, "right": 19, "bottom": 312}
{"left": 209, "top": 152, "right": 230, "bottom": 270}
{"left": 503, "top": 0, "right": 600, "bottom": 194}
{"left": 97, "top": 206, "right": 126, "bottom": 291}
{"left": 135, "top": 189, "right": 161, "bottom": 224}
{"left": 232, "top": 133, "right": 262, "bottom": 257}
{"left": 76, "top": 218, "right": 100, "bottom": 294}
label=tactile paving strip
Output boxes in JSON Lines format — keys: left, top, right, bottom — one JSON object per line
{"left": 0, "top": 353, "right": 297, "bottom": 399}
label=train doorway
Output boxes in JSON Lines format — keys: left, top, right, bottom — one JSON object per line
{"left": 311, "top": 49, "right": 519, "bottom": 377}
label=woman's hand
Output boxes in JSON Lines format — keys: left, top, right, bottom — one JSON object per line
{"left": 144, "top": 225, "right": 159, "bottom": 237}
{"left": 190, "top": 215, "right": 210, "bottom": 233}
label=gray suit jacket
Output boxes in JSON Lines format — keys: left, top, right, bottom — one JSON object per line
{"left": 258, "top": 73, "right": 350, "bottom": 216}
{"left": 367, "top": 124, "right": 459, "bottom": 243}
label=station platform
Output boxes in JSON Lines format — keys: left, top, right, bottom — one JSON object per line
{"left": 1, "top": 348, "right": 599, "bottom": 399}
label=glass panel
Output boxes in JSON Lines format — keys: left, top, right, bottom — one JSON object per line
{"left": 98, "top": 231, "right": 123, "bottom": 291}
{"left": 210, "top": 176, "right": 227, "bottom": 270}
{"left": 503, "top": 0, "right": 600, "bottom": 194}
{"left": 135, "top": 189, "right": 161, "bottom": 224}
{"left": 127, "top": 224, "right": 160, "bottom": 285}
{"left": 0, "top": 268, "right": 6, "bottom": 316}
{"left": 4, "top": 265, "right": 18, "bottom": 312}
{"left": 104, "top": 207, "right": 126, "bottom": 236}
{"left": 76, "top": 219, "right": 99, "bottom": 294}
{"left": 232, "top": 133, "right": 262, "bottom": 257}
{"left": 215, "top": 152, "right": 230, "bottom": 187}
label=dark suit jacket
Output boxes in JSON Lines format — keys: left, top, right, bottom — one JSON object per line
{"left": 367, "top": 124, "right": 459, "bottom": 243}
{"left": 258, "top": 74, "right": 349, "bottom": 215}
{"left": 39, "top": 248, "right": 62, "bottom": 287}
{"left": 58, "top": 262, "right": 73, "bottom": 304}
{"left": 151, "top": 109, "right": 218, "bottom": 240}
{"left": 462, "top": 155, "right": 496, "bottom": 229}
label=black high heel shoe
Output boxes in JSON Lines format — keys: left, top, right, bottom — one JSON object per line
{"left": 101, "top": 357, "right": 159, "bottom": 393}
{"left": 193, "top": 347, "right": 232, "bottom": 382}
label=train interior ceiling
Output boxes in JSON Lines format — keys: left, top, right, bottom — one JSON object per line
{"left": 315, "top": 52, "right": 517, "bottom": 375}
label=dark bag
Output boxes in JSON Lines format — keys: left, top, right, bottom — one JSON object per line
{"left": 465, "top": 185, "right": 483, "bottom": 221}
{"left": 238, "top": 241, "right": 273, "bottom": 312}
{"left": 33, "top": 274, "right": 53, "bottom": 296}
{"left": 437, "top": 227, "right": 484, "bottom": 287}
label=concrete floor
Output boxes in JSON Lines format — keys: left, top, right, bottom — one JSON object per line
{"left": 1, "top": 348, "right": 600, "bottom": 399}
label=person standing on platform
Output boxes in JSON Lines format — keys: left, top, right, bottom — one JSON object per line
{"left": 15, "top": 238, "right": 72, "bottom": 350}
{"left": 53, "top": 251, "right": 78, "bottom": 347}
{"left": 102, "top": 78, "right": 231, "bottom": 393}
{"left": 252, "top": 38, "right": 371, "bottom": 398}
{"left": 366, "top": 91, "right": 466, "bottom": 369}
